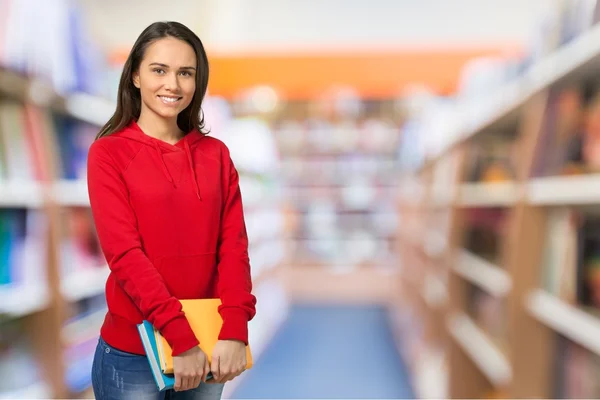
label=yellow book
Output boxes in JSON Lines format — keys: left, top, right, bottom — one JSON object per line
{"left": 154, "top": 298, "right": 253, "bottom": 375}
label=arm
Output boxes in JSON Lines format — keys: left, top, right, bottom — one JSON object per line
{"left": 87, "top": 141, "right": 198, "bottom": 356}
{"left": 216, "top": 147, "right": 257, "bottom": 345}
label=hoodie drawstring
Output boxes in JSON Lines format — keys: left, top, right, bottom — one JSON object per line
{"left": 184, "top": 140, "right": 202, "bottom": 200}
{"left": 152, "top": 138, "right": 201, "bottom": 201}
{"left": 154, "top": 141, "right": 176, "bottom": 188}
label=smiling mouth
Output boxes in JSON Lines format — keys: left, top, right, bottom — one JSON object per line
{"left": 158, "top": 95, "right": 182, "bottom": 104}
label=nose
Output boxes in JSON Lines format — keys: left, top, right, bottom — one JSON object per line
{"left": 163, "top": 71, "right": 180, "bottom": 92}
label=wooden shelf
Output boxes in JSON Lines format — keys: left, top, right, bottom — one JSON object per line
{"left": 0, "top": 284, "right": 49, "bottom": 317}
{"left": 453, "top": 251, "right": 512, "bottom": 297}
{"left": 52, "top": 180, "right": 89, "bottom": 207}
{"left": 61, "top": 267, "right": 109, "bottom": 302}
{"left": 0, "top": 68, "right": 114, "bottom": 126}
{"left": 0, "top": 181, "right": 45, "bottom": 208}
{"left": 411, "top": 346, "right": 448, "bottom": 399}
{"left": 528, "top": 174, "right": 600, "bottom": 206}
{"left": 447, "top": 312, "right": 512, "bottom": 387}
{"left": 62, "top": 308, "right": 106, "bottom": 346}
{"left": 429, "top": 192, "right": 453, "bottom": 209}
{"left": 421, "top": 272, "right": 448, "bottom": 310}
{"left": 0, "top": 180, "right": 91, "bottom": 208}
{"left": 526, "top": 289, "right": 600, "bottom": 356}
{"left": 63, "top": 92, "right": 115, "bottom": 127}
{"left": 397, "top": 16, "right": 600, "bottom": 400}
{"left": 0, "top": 381, "right": 52, "bottom": 400}
{"left": 423, "top": 230, "right": 447, "bottom": 258}
{"left": 457, "top": 182, "right": 519, "bottom": 207}
{"left": 425, "top": 23, "right": 600, "bottom": 164}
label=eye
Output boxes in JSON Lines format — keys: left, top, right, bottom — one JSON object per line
{"left": 179, "top": 71, "right": 193, "bottom": 77}
{"left": 152, "top": 68, "right": 166, "bottom": 75}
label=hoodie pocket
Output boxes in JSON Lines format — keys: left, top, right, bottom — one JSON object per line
{"left": 155, "top": 253, "right": 218, "bottom": 299}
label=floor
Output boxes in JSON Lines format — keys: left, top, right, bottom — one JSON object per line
{"left": 229, "top": 304, "right": 416, "bottom": 399}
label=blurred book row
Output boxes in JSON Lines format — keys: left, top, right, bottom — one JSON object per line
{"left": 274, "top": 118, "right": 399, "bottom": 156}
{"left": 459, "top": 82, "right": 600, "bottom": 186}
{"left": 266, "top": 100, "right": 403, "bottom": 268}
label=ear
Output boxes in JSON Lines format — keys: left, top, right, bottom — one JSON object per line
{"left": 132, "top": 71, "right": 140, "bottom": 88}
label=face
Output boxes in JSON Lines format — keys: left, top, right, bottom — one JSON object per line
{"left": 133, "top": 37, "right": 197, "bottom": 122}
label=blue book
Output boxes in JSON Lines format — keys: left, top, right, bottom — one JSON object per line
{"left": 137, "top": 320, "right": 214, "bottom": 391}
{"left": 137, "top": 320, "right": 175, "bottom": 391}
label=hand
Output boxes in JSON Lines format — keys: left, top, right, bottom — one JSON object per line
{"left": 210, "top": 340, "right": 247, "bottom": 383}
{"left": 173, "top": 346, "right": 210, "bottom": 391}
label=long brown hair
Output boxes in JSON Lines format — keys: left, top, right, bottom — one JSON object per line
{"left": 96, "top": 21, "right": 209, "bottom": 139}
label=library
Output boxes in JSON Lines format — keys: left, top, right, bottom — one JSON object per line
{"left": 0, "top": 0, "right": 597, "bottom": 398}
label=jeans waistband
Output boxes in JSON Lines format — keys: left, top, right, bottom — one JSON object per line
{"left": 98, "top": 336, "right": 144, "bottom": 358}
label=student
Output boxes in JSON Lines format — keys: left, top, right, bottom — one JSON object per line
{"left": 88, "top": 21, "right": 256, "bottom": 400}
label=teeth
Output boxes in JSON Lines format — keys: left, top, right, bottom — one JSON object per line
{"left": 160, "top": 96, "right": 179, "bottom": 103}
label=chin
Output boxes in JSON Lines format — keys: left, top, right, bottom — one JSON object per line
{"left": 156, "top": 108, "right": 182, "bottom": 119}
{"left": 154, "top": 102, "right": 189, "bottom": 119}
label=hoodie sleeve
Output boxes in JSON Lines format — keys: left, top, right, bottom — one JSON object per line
{"left": 87, "top": 141, "right": 199, "bottom": 356}
{"left": 216, "top": 145, "right": 257, "bottom": 344}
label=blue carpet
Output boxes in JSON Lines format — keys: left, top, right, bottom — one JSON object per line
{"left": 230, "top": 304, "right": 415, "bottom": 399}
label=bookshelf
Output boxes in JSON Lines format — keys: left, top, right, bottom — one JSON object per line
{"left": 0, "top": 68, "right": 289, "bottom": 399}
{"left": 395, "top": 7, "right": 600, "bottom": 398}
{"left": 271, "top": 98, "right": 402, "bottom": 270}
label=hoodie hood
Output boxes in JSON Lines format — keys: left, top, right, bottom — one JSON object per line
{"left": 118, "top": 121, "right": 204, "bottom": 200}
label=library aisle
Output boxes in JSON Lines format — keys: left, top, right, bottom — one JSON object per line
{"left": 6, "top": 1, "right": 600, "bottom": 399}
{"left": 230, "top": 304, "right": 415, "bottom": 399}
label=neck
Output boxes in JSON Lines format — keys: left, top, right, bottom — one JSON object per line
{"left": 137, "top": 110, "right": 183, "bottom": 144}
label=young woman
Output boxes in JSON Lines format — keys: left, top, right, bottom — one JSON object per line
{"left": 88, "top": 21, "right": 256, "bottom": 400}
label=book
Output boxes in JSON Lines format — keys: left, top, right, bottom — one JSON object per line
{"left": 137, "top": 298, "right": 252, "bottom": 391}
{"left": 137, "top": 320, "right": 176, "bottom": 392}
{"left": 154, "top": 298, "right": 253, "bottom": 375}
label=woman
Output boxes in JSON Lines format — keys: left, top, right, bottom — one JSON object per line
{"left": 88, "top": 21, "right": 256, "bottom": 400}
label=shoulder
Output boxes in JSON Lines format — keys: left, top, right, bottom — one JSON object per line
{"left": 88, "top": 133, "right": 142, "bottom": 171}
{"left": 193, "top": 133, "right": 232, "bottom": 160}
{"left": 88, "top": 136, "right": 113, "bottom": 160}
{"left": 196, "top": 134, "right": 229, "bottom": 151}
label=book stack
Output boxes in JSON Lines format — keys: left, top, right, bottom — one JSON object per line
{"left": 137, "top": 299, "right": 253, "bottom": 391}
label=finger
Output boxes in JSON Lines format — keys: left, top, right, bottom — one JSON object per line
{"left": 217, "top": 370, "right": 232, "bottom": 384}
{"left": 174, "top": 374, "right": 182, "bottom": 392}
{"left": 192, "top": 375, "right": 201, "bottom": 389}
{"left": 213, "top": 367, "right": 225, "bottom": 383}
{"left": 181, "top": 376, "right": 190, "bottom": 392}
{"left": 211, "top": 356, "right": 220, "bottom": 381}
{"left": 225, "top": 369, "right": 239, "bottom": 383}
{"left": 215, "top": 374, "right": 227, "bottom": 384}
{"left": 203, "top": 358, "right": 210, "bottom": 382}
{"left": 230, "top": 364, "right": 244, "bottom": 379}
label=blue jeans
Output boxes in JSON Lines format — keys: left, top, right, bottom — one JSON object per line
{"left": 92, "top": 337, "right": 225, "bottom": 400}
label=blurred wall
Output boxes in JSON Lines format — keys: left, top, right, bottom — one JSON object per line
{"left": 77, "top": 0, "right": 553, "bottom": 52}
{"left": 205, "top": 0, "right": 552, "bottom": 52}
{"left": 73, "top": 0, "right": 212, "bottom": 51}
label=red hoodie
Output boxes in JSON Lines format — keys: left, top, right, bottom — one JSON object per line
{"left": 86, "top": 121, "right": 256, "bottom": 356}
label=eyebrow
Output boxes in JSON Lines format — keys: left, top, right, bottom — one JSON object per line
{"left": 149, "top": 62, "right": 196, "bottom": 71}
